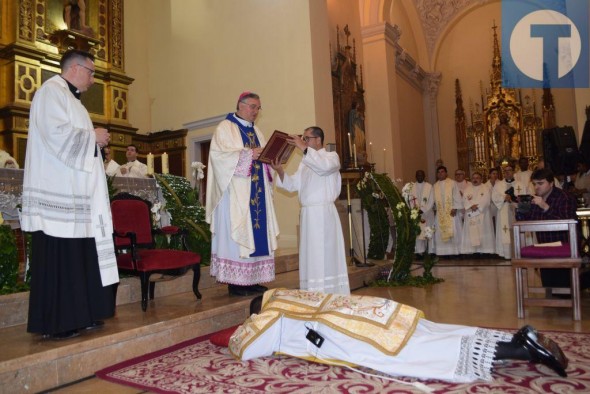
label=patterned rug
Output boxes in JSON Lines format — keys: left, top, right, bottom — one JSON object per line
{"left": 96, "top": 329, "right": 590, "bottom": 393}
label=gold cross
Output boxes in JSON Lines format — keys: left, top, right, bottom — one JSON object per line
{"left": 503, "top": 225, "right": 509, "bottom": 234}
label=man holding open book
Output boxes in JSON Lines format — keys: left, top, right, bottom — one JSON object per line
{"left": 271, "top": 126, "right": 349, "bottom": 295}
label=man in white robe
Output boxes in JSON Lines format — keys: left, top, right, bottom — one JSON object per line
{"left": 460, "top": 172, "right": 495, "bottom": 255}
{"left": 433, "top": 166, "right": 463, "bottom": 256}
{"left": 21, "top": 49, "right": 118, "bottom": 339}
{"left": 271, "top": 126, "right": 349, "bottom": 295}
{"left": 206, "top": 92, "right": 279, "bottom": 296}
{"left": 117, "top": 144, "right": 148, "bottom": 177}
{"left": 403, "top": 170, "right": 434, "bottom": 256}
{"left": 0, "top": 149, "right": 19, "bottom": 168}
{"left": 229, "top": 289, "right": 569, "bottom": 385}
{"left": 492, "top": 165, "right": 529, "bottom": 259}
{"left": 103, "top": 146, "right": 120, "bottom": 176}
{"left": 484, "top": 167, "right": 500, "bottom": 230}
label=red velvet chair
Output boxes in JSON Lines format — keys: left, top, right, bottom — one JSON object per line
{"left": 111, "top": 193, "right": 202, "bottom": 311}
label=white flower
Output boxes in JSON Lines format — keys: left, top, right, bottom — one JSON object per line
{"left": 372, "top": 192, "right": 380, "bottom": 199}
{"left": 191, "top": 161, "right": 206, "bottom": 180}
{"left": 396, "top": 202, "right": 405, "bottom": 210}
{"left": 151, "top": 202, "right": 162, "bottom": 222}
{"left": 423, "top": 226, "right": 435, "bottom": 240}
{"left": 410, "top": 208, "right": 419, "bottom": 220}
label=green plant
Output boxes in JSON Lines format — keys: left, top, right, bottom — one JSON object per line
{"left": 154, "top": 173, "right": 211, "bottom": 265}
{"left": 0, "top": 224, "right": 26, "bottom": 294}
{"left": 358, "top": 172, "right": 443, "bottom": 286}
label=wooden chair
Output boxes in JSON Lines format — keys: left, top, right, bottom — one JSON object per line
{"left": 111, "top": 193, "right": 202, "bottom": 311}
{"left": 511, "top": 219, "right": 581, "bottom": 320}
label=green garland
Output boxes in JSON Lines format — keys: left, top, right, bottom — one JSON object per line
{"left": 357, "top": 172, "right": 443, "bottom": 286}
{"left": 154, "top": 173, "right": 211, "bottom": 265}
{"left": 0, "top": 224, "right": 28, "bottom": 295}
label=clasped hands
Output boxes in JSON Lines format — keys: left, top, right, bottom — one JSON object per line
{"left": 95, "top": 127, "right": 110, "bottom": 147}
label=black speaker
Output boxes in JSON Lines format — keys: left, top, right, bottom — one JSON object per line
{"left": 542, "top": 126, "right": 580, "bottom": 175}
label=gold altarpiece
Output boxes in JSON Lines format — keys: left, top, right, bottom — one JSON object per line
{"left": 0, "top": 0, "right": 187, "bottom": 176}
{"left": 455, "top": 25, "right": 553, "bottom": 177}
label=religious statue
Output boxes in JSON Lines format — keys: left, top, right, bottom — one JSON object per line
{"left": 63, "top": 0, "right": 93, "bottom": 36}
{"left": 347, "top": 101, "right": 367, "bottom": 161}
{"left": 494, "top": 112, "right": 517, "bottom": 162}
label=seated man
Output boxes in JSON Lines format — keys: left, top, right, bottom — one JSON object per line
{"left": 516, "top": 168, "right": 590, "bottom": 289}
{"left": 224, "top": 289, "right": 568, "bottom": 386}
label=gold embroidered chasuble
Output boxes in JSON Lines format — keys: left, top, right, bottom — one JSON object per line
{"left": 230, "top": 288, "right": 423, "bottom": 360}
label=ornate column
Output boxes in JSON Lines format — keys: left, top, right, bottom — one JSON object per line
{"left": 423, "top": 72, "right": 442, "bottom": 180}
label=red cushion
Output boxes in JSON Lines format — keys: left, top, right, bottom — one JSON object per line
{"left": 520, "top": 243, "right": 572, "bottom": 258}
{"left": 161, "top": 226, "right": 180, "bottom": 234}
{"left": 210, "top": 326, "right": 238, "bottom": 347}
{"left": 116, "top": 249, "right": 201, "bottom": 271}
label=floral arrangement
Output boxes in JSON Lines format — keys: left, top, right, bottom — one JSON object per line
{"left": 0, "top": 220, "right": 22, "bottom": 294}
{"left": 356, "top": 172, "right": 391, "bottom": 259}
{"left": 191, "top": 161, "right": 206, "bottom": 202}
{"left": 154, "top": 173, "right": 211, "bottom": 265}
{"left": 358, "top": 172, "right": 442, "bottom": 286}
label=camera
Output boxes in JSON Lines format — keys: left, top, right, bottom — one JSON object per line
{"left": 517, "top": 194, "right": 533, "bottom": 213}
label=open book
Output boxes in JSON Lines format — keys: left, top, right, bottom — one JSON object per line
{"left": 258, "top": 130, "right": 295, "bottom": 164}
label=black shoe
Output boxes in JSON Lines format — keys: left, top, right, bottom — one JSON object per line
{"left": 251, "top": 284, "right": 268, "bottom": 293}
{"left": 512, "top": 325, "right": 568, "bottom": 377}
{"left": 85, "top": 320, "right": 105, "bottom": 330}
{"left": 228, "top": 284, "right": 258, "bottom": 296}
{"left": 43, "top": 330, "right": 80, "bottom": 340}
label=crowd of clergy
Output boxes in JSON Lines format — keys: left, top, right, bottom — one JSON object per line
{"left": 404, "top": 157, "right": 588, "bottom": 260}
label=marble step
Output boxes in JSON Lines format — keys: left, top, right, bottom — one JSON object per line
{"left": 0, "top": 256, "right": 389, "bottom": 394}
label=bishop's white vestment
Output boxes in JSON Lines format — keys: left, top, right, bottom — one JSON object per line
{"left": 276, "top": 148, "right": 349, "bottom": 295}
{"left": 433, "top": 178, "right": 463, "bottom": 255}
{"left": 460, "top": 184, "right": 495, "bottom": 254}
{"left": 205, "top": 114, "right": 279, "bottom": 285}
{"left": 404, "top": 181, "right": 434, "bottom": 254}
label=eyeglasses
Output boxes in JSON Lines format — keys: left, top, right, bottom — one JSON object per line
{"left": 302, "top": 136, "right": 320, "bottom": 142}
{"left": 77, "top": 63, "right": 95, "bottom": 76}
{"left": 240, "top": 101, "right": 262, "bottom": 110}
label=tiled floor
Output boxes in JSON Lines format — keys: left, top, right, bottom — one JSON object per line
{"left": 19, "top": 259, "right": 590, "bottom": 392}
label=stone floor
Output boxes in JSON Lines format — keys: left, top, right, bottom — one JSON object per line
{"left": 4, "top": 256, "right": 590, "bottom": 393}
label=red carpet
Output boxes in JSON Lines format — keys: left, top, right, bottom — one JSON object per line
{"left": 96, "top": 329, "right": 590, "bottom": 393}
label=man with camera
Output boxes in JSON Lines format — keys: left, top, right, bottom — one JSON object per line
{"left": 516, "top": 168, "right": 590, "bottom": 289}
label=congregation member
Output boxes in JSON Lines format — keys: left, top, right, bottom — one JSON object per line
{"left": 573, "top": 160, "right": 590, "bottom": 205}
{"left": 228, "top": 289, "right": 569, "bottom": 387}
{"left": 271, "top": 126, "right": 349, "bottom": 295}
{"left": 103, "top": 146, "right": 120, "bottom": 176}
{"left": 516, "top": 168, "right": 590, "bottom": 289}
{"left": 0, "top": 149, "right": 19, "bottom": 168}
{"left": 21, "top": 49, "right": 118, "bottom": 340}
{"left": 433, "top": 166, "right": 463, "bottom": 257}
{"left": 206, "top": 92, "right": 279, "bottom": 297}
{"left": 403, "top": 170, "right": 434, "bottom": 257}
{"left": 460, "top": 172, "right": 495, "bottom": 255}
{"left": 492, "top": 164, "right": 528, "bottom": 259}
{"left": 117, "top": 144, "right": 148, "bottom": 177}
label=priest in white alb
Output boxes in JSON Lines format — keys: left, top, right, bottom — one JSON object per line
{"left": 460, "top": 172, "right": 495, "bottom": 255}
{"left": 433, "top": 166, "right": 463, "bottom": 256}
{"left": 271, "top": 126, "right": 349, "bottom": 295}
{"left": 403, "top": 170, "right": 434, "bottom": 256}
{"left": 492, "top": 164, "right": 529, "bottom": 259}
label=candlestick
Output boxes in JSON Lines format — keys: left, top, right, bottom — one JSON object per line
{"left": 369, "top": 142, "right": 373, "bottom": 163}
{"left": 353, "top": 144, "right": 357, "bottom": 168}
{"left": 162, "top": 152, "right": 169, "bottom": 174}
{"left": 347, "top": 133, "right": 353, "bottom": 159}
{"left": 383, "top": 148, "right": 386, "bottom": 172}
{"left": 147, "top": 152, "right": 154, "bottom": 175}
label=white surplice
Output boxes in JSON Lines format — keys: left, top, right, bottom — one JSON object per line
{"left": 104, "top": 159, "right": 120, "bottom": 176}
{"left": 21, "top": 75, "right": 118, "bottom": 286}
{"left": 277, "top": 148, "right": 349, "bottom": 295}
{"left": 433, "top": 178, "right": 463, "bottom": 255}
{"left": 460, "top": 184, "right": 495, "bottom": 254}
{"left": 116, "top": 160, "right": 148, "bottom": 178}
{"left": 404, "top": 181, "right": 434, "bottom": 254}
{"left": 491, "top": 179, "right": 528, "bottom": 259}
